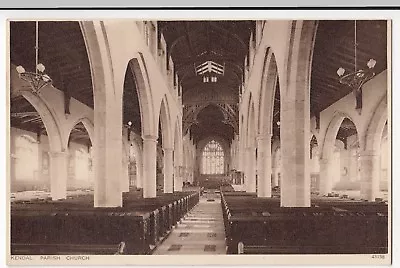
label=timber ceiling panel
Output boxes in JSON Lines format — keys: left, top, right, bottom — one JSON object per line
{"left": 10, "top": 21, "right": 93, "bottom": 107}
{"left": 311, "top": 20, "right": 387, "bottom": 140}
{"left": 189, "top": 104, "right": 235, "bottom": 143}
{"left": 311, "top": 20, "right": 387, "bottom": 114}
{"left": 10, "top": 21, "right": 94, "bottom": 146}
{"left": 159, "top": 21, "right": 253, "bottom": 143}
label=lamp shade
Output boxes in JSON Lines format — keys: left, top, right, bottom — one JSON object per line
{"left": 16, "top": 65, "right": 26, "bottom": 74}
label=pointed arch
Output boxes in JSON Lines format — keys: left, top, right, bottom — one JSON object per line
{"left": 321, "top": 112, "right": 359, "bottom": 159}
{"left": 157, "top": 96, "right": 173, "bottom": 149}
{"left": 65, "top": 117, "right": 94, "bottom": 149}
{"left": 258, "top": 47, "right": 279, "bottom": 136}
{"left": 19, "top": 90, "right": 63, "bottom": 152}
{"left": 127, "top": 55, "right": 156, "bottom": 137}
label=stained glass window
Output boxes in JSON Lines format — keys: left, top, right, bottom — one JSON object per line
{"left": 201, "top": 140, "right": 224, "bottom": 174}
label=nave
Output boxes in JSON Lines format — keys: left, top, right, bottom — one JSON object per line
{"left": 8, "top": 19, "right": 389, "bottom": 259}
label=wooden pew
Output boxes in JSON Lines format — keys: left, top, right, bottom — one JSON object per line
{"left": 12, "top": 242, "right": 126, "bottom": 255}
{"left": 220, "top": 192, "right": 388, "bottom": 255}
{"left": 11, "top": 191, "right": 200, "bottom": 255}
{"left": 237, "top": 243, "right": 388, "bottom": 254}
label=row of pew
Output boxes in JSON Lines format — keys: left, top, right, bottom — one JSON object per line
{"left": 220, "top": 191, "right": 388, "bottom": 254}
{"left": 11, "top": 191, "right": 200, "bottom": 255}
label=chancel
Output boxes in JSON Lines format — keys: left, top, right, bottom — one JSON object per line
{"left": 9, "top": 20, "right": 389, "bottom": 256}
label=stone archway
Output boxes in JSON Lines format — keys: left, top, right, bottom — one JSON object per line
{"left": 320, "top": 112, "right": 360, "bottom": 196}
{"left": 18, "top": 90, "right": 67, "bottom": 200}
{"left": 158, "top": 97, "right": 174, "bottom": 193}
{"left": 65, "top": 119, "right": 94, "bottom": 192}
{"left": 256, "top": 47, "right": 279, "bottom": 197}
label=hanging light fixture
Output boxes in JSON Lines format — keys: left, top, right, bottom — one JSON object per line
{"left": 15, "top": 21, "right": 52, "bottom": 94}
{"left": 127, "top": 121, "right": 132, "bottom": 141}
{"left": 336, "top": 20, "right": 377, "bottom": 93}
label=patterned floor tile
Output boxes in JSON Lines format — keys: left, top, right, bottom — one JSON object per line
{"left": 179, "top": 232, "right": 190, "bottom": 237}
{"left": 168, "top": 244, "right": 182, "bottom": 251}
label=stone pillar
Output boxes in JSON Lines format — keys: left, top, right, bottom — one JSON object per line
{"left": 163, "top": 148, "right": 174, "bottom": 193}
{"left": 319, "top": 158, "right": 332, "bottom": 196}
{"left": 49, "top": 151, "right": 68, "bottom": 200}
{"left": 280, "top": 100, "right": 311, "bottom": 207}
{"left": 243, "top": 148, "right": 249, "bottom": 189}
{"left": 272, "top": 167, "right": 279, "bottom": 187}
{"left": 121, "top": 147, "right": 130, "bottom": 193}
{"left": 359, "top": 150, "right": 380, "bottom": 201}
{"left": 257, "top": 135, "right": 272, "bottom": 197}
{"left": 348, "top": 149, "right": 358, "bottom": 182}
{"left": 174, "top": 166, "right": 182, "bottom": 191}
{"left": 142, "top": 135, "right": 158, "bottom": 198}
{"left": 135, "top": 153, "right": 143, "bottom": 188}
{"left": 245, "top": 147, "right": 256, "bottom": 193}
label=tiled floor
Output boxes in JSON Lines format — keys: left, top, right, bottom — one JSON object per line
{"left": 153, "top": 191, "right": 227, "bottom": 255}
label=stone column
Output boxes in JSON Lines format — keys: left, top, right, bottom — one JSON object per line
{"left": 348, "top": 149, "right": 358, "bottom": 182}
{"left": 136, "top": 150, "right": 143, "bottom": 189}
{"left": 243, "top": 148, "right": 249, "bottom": 189}
{"left": 142, "top": 135, "right": 158, "bottom": 198}
{"left": 121, "top": 147, "right": 130, "bottom": 193}
{"left": 272, "top": 167, "right": 279, "bottom": 187}
{"left": 280, "top": 100, "right": 311, "bottom": 207}
{"left": 319, "top": 158, "right": 332, "bottom": 196}
{"left": 245, "top": 147, "right": 256, "bottom": 193}
{"left": 163, "top": 148, "right": 174, "bottom": 193}
{"left": 48, "top": 151, "right": 68, "bottom": 200}
{"left": 174, "top": 166, "right": 182, "bottom": 191}
{"left": 257, "top": 134, "right": 272, "bottom": 197}
{"left": 359, "top": 150, "right": 380, "bottom": 201}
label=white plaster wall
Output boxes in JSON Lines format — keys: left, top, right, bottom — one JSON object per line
{"left": 312, "top": 70, "right": 387, "bottom": 155}
{"left": 10, "top": 127, "right": 93, "bottom": 192}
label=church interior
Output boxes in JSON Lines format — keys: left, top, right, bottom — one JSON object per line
{"left": 9, "top": 20, "right": 389, "bottom": 256}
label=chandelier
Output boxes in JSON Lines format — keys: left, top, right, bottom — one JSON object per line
{"left": 15, "top": 21, "right": 52, "bottom": 94}
{"left": 336, "top": 20, "right": 377, "bottom": 93}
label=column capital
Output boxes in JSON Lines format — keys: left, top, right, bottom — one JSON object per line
{"left": 142, "top": 135, "right": 158, "bottom": 142}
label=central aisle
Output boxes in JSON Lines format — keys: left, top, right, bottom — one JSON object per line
{"left": 153, "top": 191, "right": 227, "bottom": 255}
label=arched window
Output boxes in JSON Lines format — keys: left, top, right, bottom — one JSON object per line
{"left": 201, "top": 140, "right": 224, "bottom": 174}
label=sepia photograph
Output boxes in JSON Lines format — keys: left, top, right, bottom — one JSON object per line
{"left": 6, "top": 16, "right": 391, "bottom": 265}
